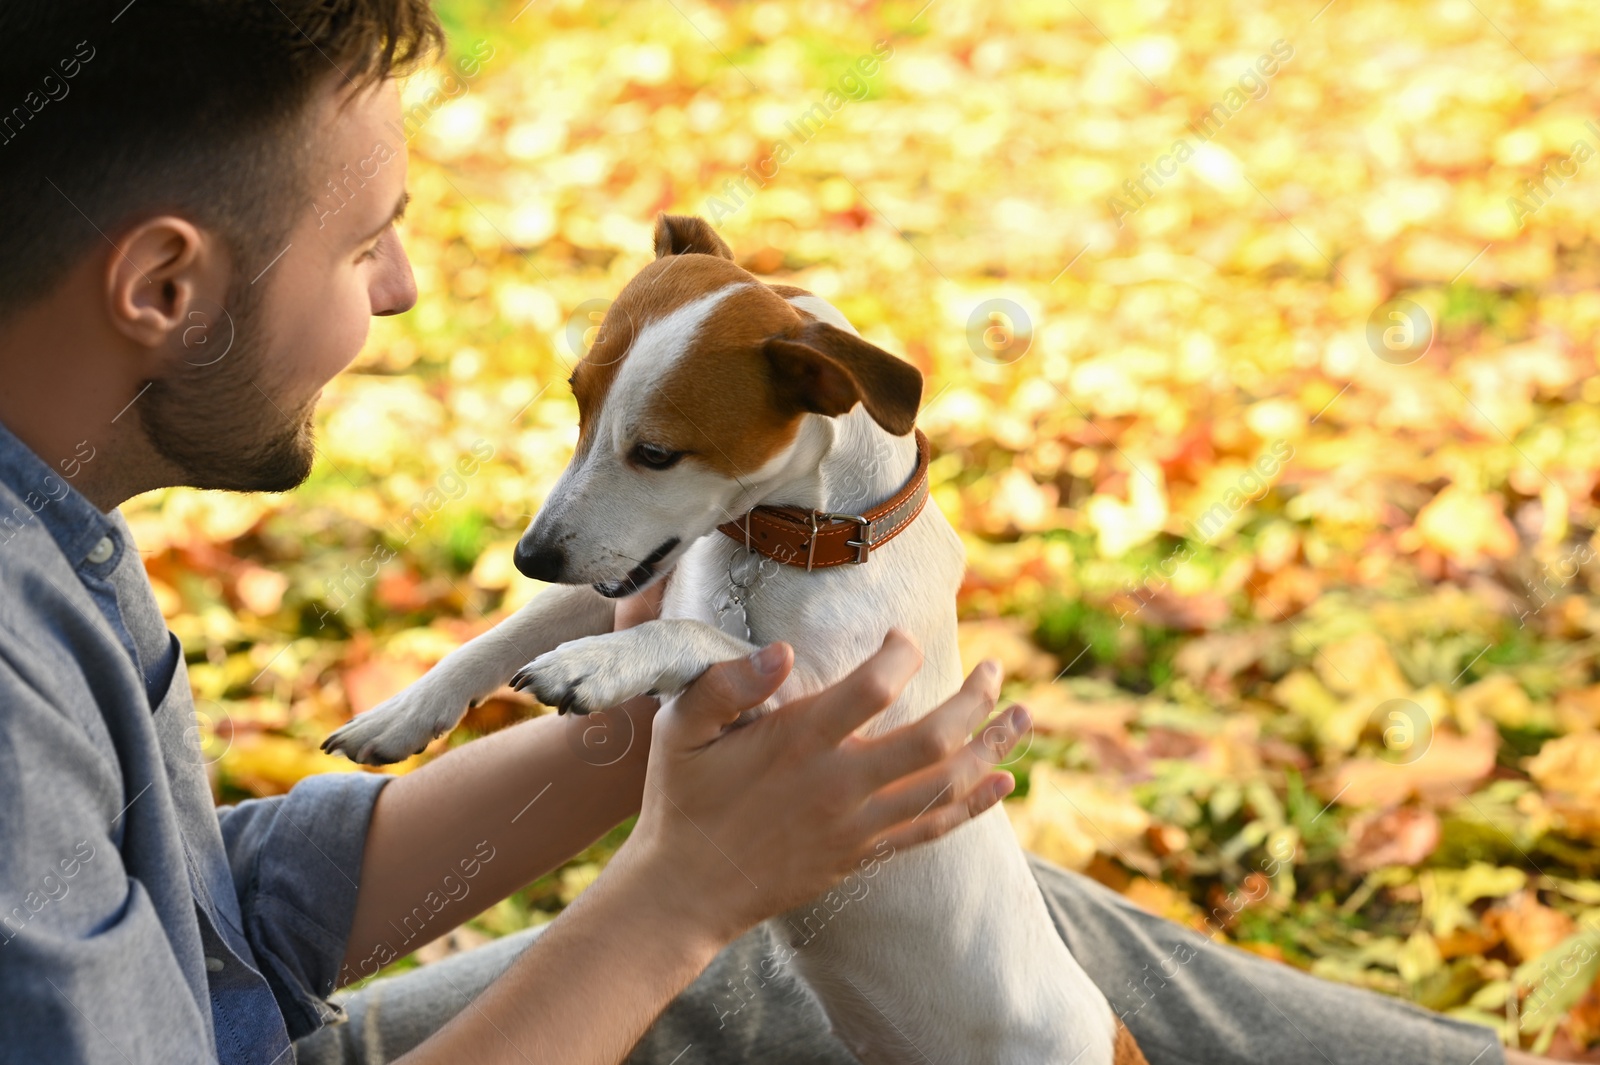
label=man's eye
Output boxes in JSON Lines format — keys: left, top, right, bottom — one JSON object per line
{"left": 356, "top": 243, "right": 380, "bottom": 263}
{"left": 630, "top": 443, "right": 684, "bottom": 470}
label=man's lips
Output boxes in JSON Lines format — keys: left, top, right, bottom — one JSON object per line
{"left": 592, "top": 537, "right": 679, "bottom": 598}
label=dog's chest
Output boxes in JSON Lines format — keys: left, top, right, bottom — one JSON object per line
{"left": 668, "top": 536, "right": 815, "bottom": 644}
{"left": 665, "top": 535, "right": 897, "bottom": 698}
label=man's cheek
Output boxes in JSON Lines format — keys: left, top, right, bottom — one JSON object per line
{"left": 282, "top": 281, "right": 374, "bottom": 398}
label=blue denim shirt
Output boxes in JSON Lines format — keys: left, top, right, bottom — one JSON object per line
{"left": 0, "top": 418, "right": 390, "bottom": 1064}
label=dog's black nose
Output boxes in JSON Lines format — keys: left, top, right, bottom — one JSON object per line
{"left": 514, "top": 541, "right": 565, "bottom": 582}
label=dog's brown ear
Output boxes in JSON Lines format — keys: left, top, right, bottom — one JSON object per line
{"left": 764, "top": 320, "right": 922, "bottom": 436}
{"left": 653, "top": 214, "right": 734, "bottom": 260}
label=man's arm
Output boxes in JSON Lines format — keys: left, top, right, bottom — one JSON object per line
{"left": 0, "top": 660, "right": 214, "bottom": 1062}
{"left": 338, "top": 694, "right": 656, "bottom": 984}
{"left": 338, "top": 586, "right": 665, "bottom": 985}
{"left": 395, "top": 632, "right": 1026, "bottom": 1065}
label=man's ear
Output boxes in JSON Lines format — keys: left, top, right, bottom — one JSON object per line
{"left": 653, "top": 213, "right": 734, "bottom": 260}
{"left": 763, "top": 320, "right": 922, "bottom": 436}
{"left": 104, "top": 215, "right": 210, "bottom": 350}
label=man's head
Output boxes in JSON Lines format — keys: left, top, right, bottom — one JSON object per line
{"left": 0, "top": 1, "right": 440, "bottom": 502}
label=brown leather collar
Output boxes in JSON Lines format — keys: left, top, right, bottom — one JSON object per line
{"left": 716, "top": 429, "right": 931, "bottom": 570}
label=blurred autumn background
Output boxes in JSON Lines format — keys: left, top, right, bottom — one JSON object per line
{"left": 121, "top": 0, "right": 1600, "bottom": 1056}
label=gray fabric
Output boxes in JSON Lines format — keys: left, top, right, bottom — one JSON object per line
{"left": 294, "top": 854, "right": 1505, "bottom": 1065}
{"left": 0, "top": 417, "right": 391, "bottom": 1065}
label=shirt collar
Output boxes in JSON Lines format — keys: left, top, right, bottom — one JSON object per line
{"left": 0, "top": 417, "right": 117, "bottom": 569}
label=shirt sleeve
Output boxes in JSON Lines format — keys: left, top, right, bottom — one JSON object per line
{"left": 0, "top": 664, "right": 213, "bottom": 1064}
{"left": 216, "top": 767, "right": 391, "bottom": 1037}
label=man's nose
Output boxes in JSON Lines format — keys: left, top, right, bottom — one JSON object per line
{"left": 371, "top": 231, "right": 418, "bottom": 317}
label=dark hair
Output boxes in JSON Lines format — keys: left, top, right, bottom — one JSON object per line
{"left": 0, "top": 0, "right": 444, "bottom": 320}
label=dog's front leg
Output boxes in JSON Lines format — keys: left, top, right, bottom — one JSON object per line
{"left": 322, "top": 583, "right": 615, "bottom": 764}
{"left": 510, "top": 620, "right": 759, "bottom": 716}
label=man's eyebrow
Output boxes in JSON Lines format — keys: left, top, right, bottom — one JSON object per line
{"left": 360, "top": 191, "right": 409, "bottom": 244}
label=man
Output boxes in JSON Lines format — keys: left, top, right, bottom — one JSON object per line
{"left": 0, "top": 3, "right": 1531, "bottom": 1063}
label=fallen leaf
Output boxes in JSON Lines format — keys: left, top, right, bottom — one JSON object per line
{"left": 1006, "top": 764, "right": 1150, "bottom": 873}
{"left": 1435, "top": 926, "right": 1501, "bottom": 960}
{"left": 1325, "top": 721, "right": 1497, "bottom": 807}
{"left": 342, "top": 655, "right": 428, "bottom": 716}
{"left": 1402, "top": 485, "right": 1519, "bottom": 567}
{"left": 1486, "top": 891, "right": 1576, "bottom": 963}
{"left": 1121, "top": 876, "right": 1213, "bottom": 934}
{"left": 1339, "top": 807, "right": 1441, "bottom": 874}
{"left": 234, "top": 565, "right": 289, "bottom": 616}
{"left": 221, "top": 734, "right": 372, "bottom": 797}
{"left": 1556, "top": 686, "right": 1600, "bottom": 733}
{"left": 1528, "top": 734, "right": 1600, "bottom": 842}
{"left": 957, "top": 618, "right": 1059, "bottom": 682}
{"left": 1315, "top": 631, "right": 1409, "bottom": 700}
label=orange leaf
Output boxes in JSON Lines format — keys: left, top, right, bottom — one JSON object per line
{"left": 1324, "top": 722, "right": 1497, "bottom": 808}
{"left": 1338, "top": 807, "right": 1441, "bottom": 874}
{"left": 342, "top": 655, "right": 427, "bottom": 716}
{"left": 1485, "top": 891, "right": 1577, "bottom": 963}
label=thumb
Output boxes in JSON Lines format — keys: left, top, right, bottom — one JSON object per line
{"left": 665, "top": 642, "right": 792, "bottom": 746}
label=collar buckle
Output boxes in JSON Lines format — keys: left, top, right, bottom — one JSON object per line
{"left": 817, "top": 512, "right": 871, "bottom": 565}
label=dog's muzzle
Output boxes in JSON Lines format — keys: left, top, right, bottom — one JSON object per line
{"left": 514, "top": 540, "right": 566, "bottom": 583}
{"left": 590, "top": 537, "right": 680, "bottom": 598}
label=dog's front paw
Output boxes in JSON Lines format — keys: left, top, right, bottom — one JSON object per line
{"left": 322, "top": 681, "right": 476, "bottom": 765}
{"left": 511, "top": 636, "right": 644, "bottom": 716}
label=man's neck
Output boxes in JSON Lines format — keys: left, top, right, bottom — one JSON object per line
{"left": 0, "top": 274, "right": 175, "bottom": 512}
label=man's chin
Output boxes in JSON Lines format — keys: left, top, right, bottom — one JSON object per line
{"left": 219, "top": 425, "right": 317, "bottom": 494}
{"left": 235, "top": 448, "right": 316, "bottom": 494}
{"left": 147, "top": 407, "right": 318, "bottom": 494}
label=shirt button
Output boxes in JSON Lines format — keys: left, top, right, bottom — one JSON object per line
{"left": 86, "top": 537, "right": 114, "bottom": 565}
{"left": 204, "top": 956, "right": 224, "bottom": 972}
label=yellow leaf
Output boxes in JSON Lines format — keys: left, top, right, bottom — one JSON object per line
{"left": 1007, "top": 765, "right": 1148, "bottom": 871}
{"left": 956, "top": 618, "right": 1058, "bottom": 683}
{"left": 1085, "top": 460, "right": 1167, "bottom": 558}
{"left": 1403, "top": 486, "right": 1518, "bottom": 566}
{"left": 222, "top": 734, "right": 372, "bottom": 797}
{"left": 1527, "top": 734, "right": 1600, "bottom": 842}
{"left": 1454, "top": 674, "right": 1537, "bottom": 731}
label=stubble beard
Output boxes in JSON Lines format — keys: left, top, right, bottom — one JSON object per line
{"left": 136, "top": 270, "right": 319, "bottom": 494}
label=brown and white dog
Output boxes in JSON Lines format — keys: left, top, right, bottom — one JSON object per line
{"left": 324, "top": 215, "right": 1145, "bottom": 1065}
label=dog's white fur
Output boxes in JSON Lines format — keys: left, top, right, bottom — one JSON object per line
{"left": 325, "top": 294, "right": 1117, "bottom": 1065}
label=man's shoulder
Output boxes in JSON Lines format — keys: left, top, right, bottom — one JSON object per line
{"left": 0, "top": 504, "right": 128, "bottom": 730}
{"left": 0, "top": 507, "right": 96, "bottom": 634}
{"left": 0, "top": 455, "right": 80, "bottom": 567}
{"left": 0, "top": 420, "right": 114, "bottom": 577}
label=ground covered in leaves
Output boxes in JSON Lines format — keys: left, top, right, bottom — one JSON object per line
{"left": 123, "top": 0, "right": 1600, "bottom": 1057}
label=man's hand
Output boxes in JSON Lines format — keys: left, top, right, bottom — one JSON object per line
{"left": 613, "top": 577, "right": 666, "bottom": 629}
{"left": 396, "top": 627, "right": 1024, "bottom": 1065}
{"left": 615, "top": 628, "right": 1025, "bottom": 944}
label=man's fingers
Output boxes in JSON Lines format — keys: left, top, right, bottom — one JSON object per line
{"left": 666, "top": 642, "right": 792, "bottom": 746}
{"left": 614, "top": 578, "right": 667, "bottom": 630}
{"left": 854, "top": 659, "right": 1001, "bottom": 791}
{"left": 872, "top": 771, "right": 1014, "bottom": 856}
{"left": 802, "top": 629, "right": 924, "bottom": 746}
{"left": 859, "top": 704, "right": 1027, "bottom": 829}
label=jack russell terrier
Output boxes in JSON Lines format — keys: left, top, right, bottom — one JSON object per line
{"left": 324, "top": 214, "right": 1146, "bottom": 1065}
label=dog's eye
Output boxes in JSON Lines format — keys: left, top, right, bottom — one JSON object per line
{"left": 630, "top": 443, "right": 684, "bottom": 470}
